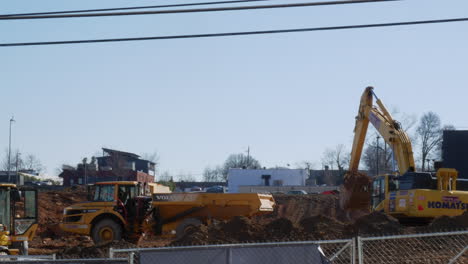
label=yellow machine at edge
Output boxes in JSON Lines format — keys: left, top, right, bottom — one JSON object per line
{"left": 342, "top": 87, "right": 468, "bottom": 222}
{"left": 0, "top": 183, "right": 38, "bottom": 255}
{"left": 61, "top": 181, "right": 275, "bottom": 244}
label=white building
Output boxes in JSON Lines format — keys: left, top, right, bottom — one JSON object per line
{"left": 227, "top": 168, "right": 308, "bottom": 193}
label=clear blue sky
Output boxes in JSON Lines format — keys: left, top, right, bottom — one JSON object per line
{"left": 1, "top": 0, "right": 468, "bottom": 179}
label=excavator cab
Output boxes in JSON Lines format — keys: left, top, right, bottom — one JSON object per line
{"left": 370, "top": 175, "right": 399, "bottom": 211}
{"left": 371, "top": 176, "right": 386, "bottom": 210}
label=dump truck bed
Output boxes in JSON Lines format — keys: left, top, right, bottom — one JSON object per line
{"left": 152, "top": 193, "right": 274, "bottom": 220}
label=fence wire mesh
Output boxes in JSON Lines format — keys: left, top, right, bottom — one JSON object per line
{"left": 358, "top": 230, "right": 468, "bottom": 264}
{"left": 111, "top": 239, "right": 354, "bottom": 264}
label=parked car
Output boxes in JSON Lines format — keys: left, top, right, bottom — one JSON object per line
{"left": 189, "top": 186, "right": 203, "bottom": 192}
{"left": 287, "top": 190, "right": 307, "bottom": 195}
{"left": 205, "top": 186, "right": 225, "bottom": 193}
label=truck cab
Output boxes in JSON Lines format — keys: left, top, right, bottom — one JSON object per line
{"left": 0, "top": 184, "right": 38, "bottom": 255}
{"left": 61, "top": 181, "right": 152, "bottom": 244}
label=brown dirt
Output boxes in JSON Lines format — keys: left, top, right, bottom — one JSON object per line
{"left": 427, "top": 211, "right": 468, "bottom": 230}
{"left": 346, "top": 211, "right": 403, "bottom": 236}
{"left": 36, "top": 187, "right": 88, "bottom": 238}
{"left": 28, "top": 188, "right": 467, "bottom": 258}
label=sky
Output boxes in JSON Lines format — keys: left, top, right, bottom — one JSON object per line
{"left": 1, "top": 0, "right": 468, "bottom": 180}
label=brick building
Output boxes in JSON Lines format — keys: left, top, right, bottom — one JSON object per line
{"left": 59, "top": 148, "right": 155, "bottom": 186}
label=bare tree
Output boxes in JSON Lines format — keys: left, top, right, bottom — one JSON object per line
{"left": 362, "top": 136, "right": 393, "bottom": 175}
{"left": 222, "top": 153, "right": 261, "bottom": 180}
{"left": 295, "top": 161, "right": 316, "bottom": 170}
{"left": 175, "top": 173, "right": 196, "bottom": 182}
{"left": 23, "top": 154, "right": 44, "bottom": 173}
{"left": 158, "top": 171, "right": 173, "bottom": 182}
{"left": 321, "top": 144, "right": 348, "bottom": 171}
{"left": 321, "top": 148, "right": 336, "bottom": 171}
{"left": 416, "top": 112, "right": 442, "bottom": 171}
{"left": 1, "top": 149, "right": 43, "bottom": 174}
{"left": 203, "top": 166, "right": 224, "bottom": 182}
{"left": 321, "top": 144, "right": 349, "bottom": 185}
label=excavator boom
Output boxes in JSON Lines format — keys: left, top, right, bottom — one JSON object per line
{"left": 341, "top": 86, "right": 416, "bottom": 214}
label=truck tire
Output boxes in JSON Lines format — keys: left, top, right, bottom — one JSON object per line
{"left": 10, "top": 241, "right": 27, "bottom": 256}
{"left": 175, "top": 218, "right": 202, "bottom": 240}
{"left": 91, "top": 219, "right": 122, "bottom": 245}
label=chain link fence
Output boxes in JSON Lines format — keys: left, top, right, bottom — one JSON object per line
{"left": 0, "top": 257, "right": 127, "bottom": 264}
{"left": 111, "top": 239, "right": 354, "bottom": 264}
{"left": 357, "top": 230, "right": 468, "bottom": 264}
{"left": 4, "top": 230, "right": 466, "bottom": 263}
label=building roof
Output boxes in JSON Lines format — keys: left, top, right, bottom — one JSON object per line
{"left": 102, "top": 148, "right": 140, "bottom": 159}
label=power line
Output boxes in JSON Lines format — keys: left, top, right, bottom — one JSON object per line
{"left": 2, "top": 17, "right": 467, "bottom": 47}
{"left": 0, "top": 0, "right": 400, "bottom": 20}
{"left": 0, "top": 0, "right": 275, "bottom": 17}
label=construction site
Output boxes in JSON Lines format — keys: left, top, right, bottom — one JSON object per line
{"left": 3, "top": 0, "right": 468, "bottom": 263}
{"left": 19, "top": 188, "right": 468, "bottom": 260}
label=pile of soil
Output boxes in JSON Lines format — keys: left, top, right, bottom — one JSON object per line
{"left": 300, "top": 215, "right": 346, "bottom": 240}
{"left": 36, "top": 187, "right": 87, "bottom": 238}
{"left": 56, "top": 240, "right": 136, "bottom": 259}
{"left": 346, "top": 211, "right": 403, "bottom": 236}
{"left": 428, "top": 211, "right": 468, "bottom": 230}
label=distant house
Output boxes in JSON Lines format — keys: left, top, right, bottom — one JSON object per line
{"left": 59, "top": 148, "right": 155, "bottom": 186}
{"left": 0, "top": 170, "right": 39, "bottom": 185}
{"left": 227, "top": 168, "right": 308, "bottom": 193}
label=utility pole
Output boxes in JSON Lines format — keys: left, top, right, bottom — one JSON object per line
{"left": 246, "top": 146, "right": 250, "bottom": 167}
{"left": 7, "top": 116, "right": 15, "bottom": 183}
{"left": 15, "top": 152, "right": 20, "bottom": 185}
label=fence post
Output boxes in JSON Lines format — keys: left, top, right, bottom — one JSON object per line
{"left": 109, "top": 247, "right": 114, "bottom": 259}
{"left": 128, "top": 252, "right": 135, "bottom": 264}
{"left": 357, "top": 236, "right": 363, "bottom": 264}
{"left": 226, "top": 247, "right": 232, "bottom": 264}
{"left": 351, "top": 238, "right": 356, "bottom": 264}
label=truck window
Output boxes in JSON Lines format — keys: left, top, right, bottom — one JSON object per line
{"left": 93, "top": 185, "right": 115, "bottom": 202}
{"left": 0, "top": 189, "right": 11, "bottom": 231}
{"left": 118, "top": 185, "right": 136, "bottom": 204}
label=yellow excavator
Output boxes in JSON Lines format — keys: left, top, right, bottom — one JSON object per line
{"left": 0, "top": 183, "right": 38, "bottom": 255}
{"left": 341, "top": 86, "right": 468, "bottom": 223}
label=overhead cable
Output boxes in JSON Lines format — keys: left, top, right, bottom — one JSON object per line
{"left": 0, "top": 0, "right": 400, "bottom": 20}
{"left": 1, "top": 17, "right": 467, "bottom": 47}
{"left": 0, "top": 0, "right": 275, "bottom": 17}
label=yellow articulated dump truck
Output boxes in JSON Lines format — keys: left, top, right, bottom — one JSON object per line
{"left": 61, "top": 181, "right": 275, "bottom": 244}
{"left": 0, "top": 183, "right": 38, "bottom": 255}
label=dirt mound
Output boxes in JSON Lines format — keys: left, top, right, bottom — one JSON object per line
{"left": 429, "top": 211, "right": 468, "bottom": 230}
{"left": 266, "top": 218, "right": 294, "bottom": 234}
{"left": 347, "top": 211, "right": 403, "bottom": 236}
{"left": 36, "top": 187, "right": 87, "bottom": 238}
{"left": 300, "top": 215, "right": 346, "bottom": 240}
{"left": 56, "top": 240, "right": 136, "bottom": 259}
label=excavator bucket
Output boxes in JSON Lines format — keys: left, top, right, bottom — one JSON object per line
{"left": 339, "top": 171, "right": 372, "bottom": 212}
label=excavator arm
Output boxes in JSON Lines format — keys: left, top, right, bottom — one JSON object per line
{"left": 341, "top": 86, "right": 415, "bottom": 214}
{"left": 349, "top": 86, "right": 415, "bottom": 174}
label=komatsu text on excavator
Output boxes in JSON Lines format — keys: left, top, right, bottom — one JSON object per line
{"left": 341, "top": 87, "right": 468, "bottom": 223}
